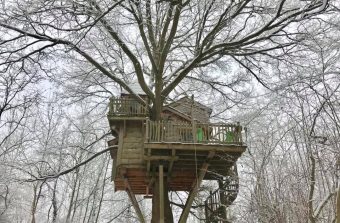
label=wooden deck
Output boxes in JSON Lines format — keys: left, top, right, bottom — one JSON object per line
{"left": 108, "top": 97, "right": 148, "bottom": 121}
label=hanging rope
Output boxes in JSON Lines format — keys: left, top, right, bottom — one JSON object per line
{"left": 191, "top": 95, "right": 199, "bottom": 187}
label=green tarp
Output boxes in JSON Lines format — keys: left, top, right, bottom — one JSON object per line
{"left": 225, "top": 131, "right": 234, "bottom": 142}
{"left": 196, "top": 128, "right": 204, "bottom": 142}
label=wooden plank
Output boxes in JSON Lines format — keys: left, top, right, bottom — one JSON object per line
{"left": 122, "top": 147, "right": 142, "bottom": 153}
{"left": 107, "top": 116, "right": 147, "bottom": 121}
{"left": 123, "top": 140, "right": 143, "bottom": 146}
{"left": 124, "top": 130, "right": 144, "bottom": 140}
{"left": 145, "top": 118, "right": 149, "bottom": 142}
{"left": 161, "top": 121, "right": 164, "bottom": 142}
{"left": 117, "top": 164, "right": 145, "bottom": 169}
{"left": 116, "top": 129, "right": 125, "bottom": 167}
{"left": 143, "top": 155, "right": 179, "bottom": 161}
{"left": 146, "top": 148, "right": 151, "bottom": 176}
{"left": 111, "top": 160, "right": 116, "bottom": 181}
{"left": 128, "top": 159, "right": 143, "bottom": 165}
{"left": 120, "top": 159, "right": 130, "bottom": 164}
{"left": 144, "top": 142, "right": 246, "bottom": 152}
{"left": 178, "top": 151, "right": 215, "bottom": 223}
{"left": 120, "top": 159, "right": 143, "bottom": 165}
{"left": 168, "top": 149, "right": 176, "bottom": 178}
{"left": 121, "top": 153, "right": 141, "bottom": 159}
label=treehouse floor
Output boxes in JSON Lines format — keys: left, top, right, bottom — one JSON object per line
{"left": 113, "top": 143, "right": 246, "bottom": 194}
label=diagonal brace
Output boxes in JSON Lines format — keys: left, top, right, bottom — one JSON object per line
{"left": 124, "top": 177, "right": 146, "bottom": 223}
{"left": 178, "top": 151, "right": 215, "bottom": 223}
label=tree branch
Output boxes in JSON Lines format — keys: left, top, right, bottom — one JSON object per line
{"left": 25, "top": 146, "right": 116, "bottom": 182}
{"left": 87, "top": 0, "right": 155, "bottom": 100}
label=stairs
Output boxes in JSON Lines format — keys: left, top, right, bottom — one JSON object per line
{"left": 204, "top": 166, "right": 239, "bottom": 223}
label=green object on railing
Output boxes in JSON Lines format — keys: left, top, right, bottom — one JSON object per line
{"left": 196, "top": 128, "right": 203, "bottom": 142}
{"left": 225, "top": 131, "right": 234, "bottom": 142}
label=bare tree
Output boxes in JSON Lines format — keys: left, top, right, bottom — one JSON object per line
{"left": 235, "top": 42, "right": 340, "bottom": 222}
{"left": 0, "top": 0, "right": 336, "bottom": 221}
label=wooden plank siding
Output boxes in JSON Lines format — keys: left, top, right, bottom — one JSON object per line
{"left": 120, "top": 122, "right": 145, "bottom": 165}
{"left": 167, "top": 97, "right": 212, "bottom": 123}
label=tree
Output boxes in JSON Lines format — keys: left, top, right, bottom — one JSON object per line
{"left": 0, "top": 65, "right": 40, "bottom": 157}
{"left": 232, "top": 25, "right": 340, "bottom": 221}
{"left": 0, "top": 0, "right": 334, "bottom": 221}
{"left": 0, "top": 51, "right": 41, "bottom": 222}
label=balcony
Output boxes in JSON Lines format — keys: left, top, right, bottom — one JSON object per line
{"left": 145, "top": 120, "right": 244, "bottom": 145}
{"left": 143, "top": 120, "right": 246, "bottom": 186}
{"left": 108, "top": 97, "right": 149, "bottom": 120}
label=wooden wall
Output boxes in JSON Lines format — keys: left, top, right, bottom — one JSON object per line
{"left": 117, "top": 121, "right": 145, "bottom": 166}
{"left": 169, "top": 97, "right": 210, "bottom": 123}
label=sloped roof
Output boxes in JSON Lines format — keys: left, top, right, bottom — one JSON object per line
{"left": 167, "top": 96, "right": 213, "bottom": 115}
{"left": 162, "top": 106, "right": 192, "bottom": 122}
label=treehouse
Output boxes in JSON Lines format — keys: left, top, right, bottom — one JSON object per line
{"left": 107, "top": 85, "right": 246, "bottom": 222}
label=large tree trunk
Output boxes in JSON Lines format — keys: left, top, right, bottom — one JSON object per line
{"left": 151, "top": 75, "right": 163, "bottom": 121}
{"left": 150, "top": 76, "right": 174, "bottom": 221}
{"left": 151, "top": 177, "right": 174, "bottom": 223}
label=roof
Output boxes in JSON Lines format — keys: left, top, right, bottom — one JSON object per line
{"left": 121, "top": 82, "right": 146, "bottom": 95}
{"left": 162, "top": 106, "right": 192, "bottom": 122}
{"left": 167, "top": 96, "right": 213, "bottom": 115}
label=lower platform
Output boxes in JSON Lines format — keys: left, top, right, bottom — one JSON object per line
{"left": 113, "top": 143, "right": 246, "bottom": 194}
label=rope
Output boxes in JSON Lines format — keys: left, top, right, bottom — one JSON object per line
{"left": 191, "top": 95, "right": 199, "bottom": 187}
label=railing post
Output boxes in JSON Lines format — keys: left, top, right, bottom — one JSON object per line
{"left": 145, "top": 118, "right": 149, "bottom": 142}
{"left": 236, "top": 122, "right": 241, "bottom": 144}
{"left": 109, "top": 97, "right": 113, "bottom": 114}
{"left": 156, "top": 120, "right": 160, "bottom": 142}
{"left": 192, "top": 120, "right": 196, "bottom": 143}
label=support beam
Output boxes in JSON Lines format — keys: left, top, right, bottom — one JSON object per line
{"left": 168, "top": 149, "right": 176, "bottom": 178}
{"left": 123, "top": 177, "right": 146, "bottom": 223}
{"left": 146, "top": 148, "right": 151, "bottom": 176}
{"left": 144, "top": 176, "right": 155, "bottom": 199}
{"left": 159, "top": 165, "right": 164, "bottom": 223}
{"left": 178, "top": 151, "right": 215, "bottom": 223}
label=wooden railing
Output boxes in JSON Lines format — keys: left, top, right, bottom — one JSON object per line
{"left": 108, "top": 97, "right": 148, "bottom": 117}
{"left": 145, "top": 120, "right": 243, "bottom": 145}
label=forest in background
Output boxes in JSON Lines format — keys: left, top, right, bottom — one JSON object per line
{"left": 0, "top": 0, "right": 339, "bottom": 222}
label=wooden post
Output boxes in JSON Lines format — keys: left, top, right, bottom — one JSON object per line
{"left": 109, "top": 97, "right": 113, "bottom": 114}
{"left": 145, "top": 118, "right": 149, "bottom": 142}
{"left": 237, "top": 122, "right": 242, "bottom": 144}
{"left": 168, "top": 149, "right": 176, "bottom": 178}
{"left": 159, "top": 165, "right": 164, "bottom": 223}
{"left": 146, "top": 148, "right": 151, "bottom": 176}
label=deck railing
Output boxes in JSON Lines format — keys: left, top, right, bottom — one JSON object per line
{"left": 145, "top": 120, "right": 243, "bottom": 145}
{"left": 108, "top": 97, "right": 148, "bottom": 117}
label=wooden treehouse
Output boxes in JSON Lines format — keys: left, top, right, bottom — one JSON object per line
{"left": 107, "top": 87, "right": 246, "bottom": 222}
